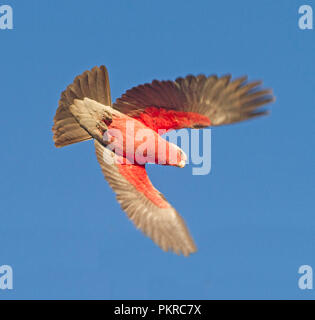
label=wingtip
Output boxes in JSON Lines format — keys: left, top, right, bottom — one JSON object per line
{"left": 169, "top": 242, "right": 198, "bottom": 257}
{"left": 183, "top": 248, "right": 198, "bottom": 257}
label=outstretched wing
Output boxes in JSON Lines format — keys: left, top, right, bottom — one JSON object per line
{"left": 94, "top": 140, "right": 197, "bottom": 256}
{"left": 113, "top": 74, "right": 275, "bottom": 132}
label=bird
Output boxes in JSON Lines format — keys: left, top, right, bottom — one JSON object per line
{"left": 52, "top": 65, "right": 274, "bottom": 256}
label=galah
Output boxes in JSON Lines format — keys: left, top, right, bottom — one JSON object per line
{"left": 52, "top": 66, "right": 274, "bottom": 256}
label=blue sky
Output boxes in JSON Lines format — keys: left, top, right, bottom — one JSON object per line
{"left": 0, "top": 0, "right": 314, "bottom": 299}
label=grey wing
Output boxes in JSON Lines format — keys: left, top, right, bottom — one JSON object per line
{"left": 113, "top": 74, "right": 274, "bottom": 128}
{"left": 94, "top": 140, "right": 197, "bottom": 256}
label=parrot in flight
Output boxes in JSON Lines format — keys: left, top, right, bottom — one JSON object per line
{"left": 52, "top": 65, "right": 274, "bottom": 256}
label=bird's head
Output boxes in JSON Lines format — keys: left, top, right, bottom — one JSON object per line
{"left": 178, "top": 149, "right": 187, "bottom": 168}
{"left": 168, "top": 143, "right": 187, "bottom": 168}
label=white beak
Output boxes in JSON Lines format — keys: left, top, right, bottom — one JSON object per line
{"left": 178, "top": 160, "right": 186, "bottom": 168}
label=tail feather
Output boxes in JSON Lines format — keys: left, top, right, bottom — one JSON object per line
{"left": 52, "top": 65, "right": 111, "bottom": 148}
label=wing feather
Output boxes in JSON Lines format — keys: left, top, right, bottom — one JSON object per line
{"left": 94, "top": 140, "right": 197, "bottom": 256}
{"left": 113, "top": 74, "right": 274, "bottom": 130}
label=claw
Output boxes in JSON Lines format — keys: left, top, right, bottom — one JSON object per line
{"left": 96, "top": 120, "right": 108, "bottom": 133}
{"left": 102, "top": 111, "right": 112, "bottom": 122}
